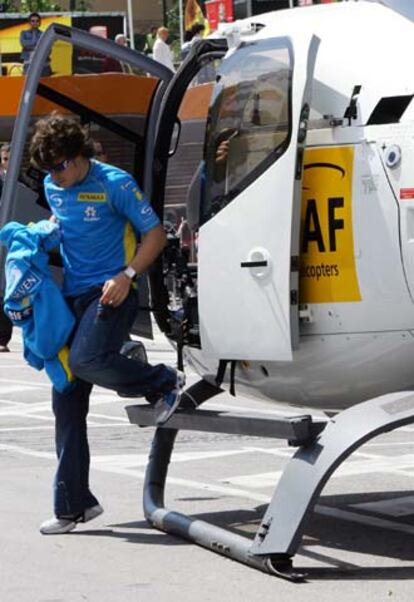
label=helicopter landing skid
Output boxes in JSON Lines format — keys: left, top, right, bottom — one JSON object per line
{"left": 126, "top": 389, "right": 414, "bottom": 579}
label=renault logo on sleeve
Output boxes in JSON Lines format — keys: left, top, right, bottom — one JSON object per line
{"left": 50, "top": 194, "right": 64, "bottom": 208}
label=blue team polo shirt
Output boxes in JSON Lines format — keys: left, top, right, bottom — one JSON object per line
{"left": 44, "top": 160, "right": 160, "bottom": 297}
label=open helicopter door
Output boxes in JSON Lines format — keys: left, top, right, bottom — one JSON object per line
{"left": 197, "top": 34, "right": 319, "bottom": 361}
{"left": 0, "top": 24, "right": 174, "bottom": 338}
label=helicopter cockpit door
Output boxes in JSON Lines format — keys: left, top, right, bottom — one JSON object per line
{"left": 0, "top": 24, "right": 174, "bottom": 337}
{"left": 198, "top": 34, "right": 319, "bottom": 361}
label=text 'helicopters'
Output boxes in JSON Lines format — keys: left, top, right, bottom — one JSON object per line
{"left": 2, "top": 0, "right": 414, "bottom": 415}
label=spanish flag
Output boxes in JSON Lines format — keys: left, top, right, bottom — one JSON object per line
{"left": 184, "top": 0, "right": 210, "bottom": 35}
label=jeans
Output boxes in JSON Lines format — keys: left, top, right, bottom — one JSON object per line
{"left": 52, "top": 286, "right": 176, "bottom": 516}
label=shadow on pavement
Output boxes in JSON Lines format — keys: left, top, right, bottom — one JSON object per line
{"left": 70, "top": 490, "right": 414, "bottom": 580}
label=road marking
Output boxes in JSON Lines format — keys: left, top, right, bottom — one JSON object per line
{"left": 0, "top": 378, "right": 50, "bottom": 389}
{"left": 221, "top": 472, "right": 283, "bottom": 488}
{"left": 0, "top": 424, "right": 129, "bottom": 432}
{"left": 0, "top": 385, "right": 41, "bottom": 394}
{"left": 351, "top": 495, "right": 414, "bottom": 517}
{"left": 3, "top": 441, "right": 414, "bottom": 537}
{"left": 315, "top": 504, "right": 414, "bottom": 536}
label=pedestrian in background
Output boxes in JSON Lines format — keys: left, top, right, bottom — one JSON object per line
{"left": 20, "top": 12, "right": 43, "bottom": 74}
{"left": 92, "top": 140, "right": 108, "bottom": 163}
{"left": 153, "top": 27, "right": 175, "bottom": 73}
{"left": 114, "top": 33, "right": 129, "bottom": 47}
{"left": 0, "top": 143, "right": 10, "bottom": 177}
{"left": 0, "top": 143, "right": 13, "bottom": 352}
{"left": 144, "top": 26, "right": 157, "bottom": 56}
{"left": 102, "top": 33, "right": 132, "bottom": 73}
{"left": 181, "top": 29, "right": 194, "bottom": 62}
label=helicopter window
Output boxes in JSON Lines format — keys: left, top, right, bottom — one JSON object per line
{"left": 201, "top": 38, "right": 292, "bottom": 223}
{"left": 13, "top": 38, "right": 160, "bottom": 195}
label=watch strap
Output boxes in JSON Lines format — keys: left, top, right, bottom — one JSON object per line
{"left": 124, "top": 265, "right": 137, "bottom": 280}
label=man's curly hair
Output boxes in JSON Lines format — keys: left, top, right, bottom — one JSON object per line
{"left": 30, "top": 111, "right": 94, "bottom": 170}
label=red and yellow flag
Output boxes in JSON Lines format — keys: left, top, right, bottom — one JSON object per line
{"left": 184, "top": 0, "right": 209, "bottom": 35}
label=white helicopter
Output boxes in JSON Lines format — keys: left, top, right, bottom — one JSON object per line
{"left": 2, "top": 0, "right": 414, "bottom": 580}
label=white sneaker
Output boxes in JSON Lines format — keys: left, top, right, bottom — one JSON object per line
{"left": 39, "top": 504, "right": 104, "bottom": 535}
{"left": 39, "top": 516, "right": 77, "bottom": 535}
{"left": 82, "top": 503, "right": 104, "bottom": 523}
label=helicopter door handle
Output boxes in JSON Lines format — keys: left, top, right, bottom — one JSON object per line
{"left": 240, "top": 261, "right": 268, "bottom": 268}
{"left": 241, "top": 248, "right": 271, "bottom": 279}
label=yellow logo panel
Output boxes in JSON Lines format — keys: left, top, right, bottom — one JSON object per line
{"left": 300, "top": 146, "right": 361, "bottom": 304}
{"left": 77, "top": 193, "right": 107, "bottom": 202}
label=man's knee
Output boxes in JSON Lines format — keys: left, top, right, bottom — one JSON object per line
{"left": 69, "top": 348, "right": 96, "bottom": 380}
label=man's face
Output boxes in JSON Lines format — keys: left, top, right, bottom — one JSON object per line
{"left": 29, "top": 16, "right": 40, "bottom": 30}
{"left": 160, "top": 30, "right": 169, "bottom": 42}
{"left": 116, "top": 35, "right": 127, "bottom": 46}
{"left": 1, "top": 150, "right": 10, "bottom": 171}
{"left": 48, "top": 156, "right": 85, "bottom": 188}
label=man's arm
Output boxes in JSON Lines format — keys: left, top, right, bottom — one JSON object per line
{"left": 20, "top": 31, "right": 36, "bottom": 52}
{"left": 100, "top": 224, "right": 166, "bottom": 306}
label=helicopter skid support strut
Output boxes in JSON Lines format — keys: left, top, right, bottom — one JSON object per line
{"left": 126, "top": 389, "right": 414, "bottom": 580}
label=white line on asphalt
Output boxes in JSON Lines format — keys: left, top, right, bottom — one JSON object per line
{"left": 0, "top": 412, "right": 121, "bottom": 427}
{"left": 3, "top": 441, "right": 414, "bottom": 536}
{"left": 0, "top": 385, "right": 43, "bottom": 394}
{"left": 0, "top": 378, "right": 50, "bottom": 388}
{"left": 0, "top": 399, "right": 30, "bottom": 407}
{"left": 0, "top": 424, "right": 130, "bottom": 432}
{"left": 0, "top": 403, "right": 129, "bottom": 423}
{"left": 315, "top": 504, "right": 414, "bottom": 536}
{"left": 350, "top": 495, "right": 414, "bottom": 517}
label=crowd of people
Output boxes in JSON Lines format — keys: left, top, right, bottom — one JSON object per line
{"left": 16, "top": 10, "right": 211, "bottom": 76}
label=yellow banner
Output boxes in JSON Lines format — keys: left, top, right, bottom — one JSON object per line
{"left": 0, "top": 16, "right": 72, "bottom": 76}
{"left": 299, "top": 146, "right": 361, "bottom": 303}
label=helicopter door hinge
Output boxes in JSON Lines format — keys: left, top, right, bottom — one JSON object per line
{"left": 299, "top": 304, "right": 314, "bottom": 324}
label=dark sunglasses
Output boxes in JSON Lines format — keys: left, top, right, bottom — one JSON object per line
{"left": 30, "top": 20, "right": 40, "bottom": 25}
{"left": 47, "top": 158, "right": 72, "bottom": 174}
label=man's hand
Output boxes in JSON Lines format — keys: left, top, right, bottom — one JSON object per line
{"left": 215, "top": 140, "right": 230, "bottom": 164}
{"left": 100, "top": 272, "right": 131, "bottom": 307}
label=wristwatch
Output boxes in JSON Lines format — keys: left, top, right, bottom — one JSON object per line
{"left": 123, "top": 265, "right": 137, "bottom": 280}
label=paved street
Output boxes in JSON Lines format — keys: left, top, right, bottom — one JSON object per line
{"left": 1, "top": 330, "right": 414, "bottom": 601}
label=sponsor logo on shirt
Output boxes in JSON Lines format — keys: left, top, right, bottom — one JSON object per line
{"left": 50, "top": 194, "right": 64, "bottom": 208}
{"left": 77, "top": 193, "right": 107, "bottom": 202}
{"left": 140, "top": 205, "right": 153, "bottom": 216}
{"left": 7, "top": 306, "right": 33, "bottom": 322}
{"left": 10, "top": 270, "right": 41, "bottom": 299}
{"left": 83, "top": 206, "right": 100, "bottom": 222}
{"left": 133, "top": 187, "right": 143, "bottom": 201}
